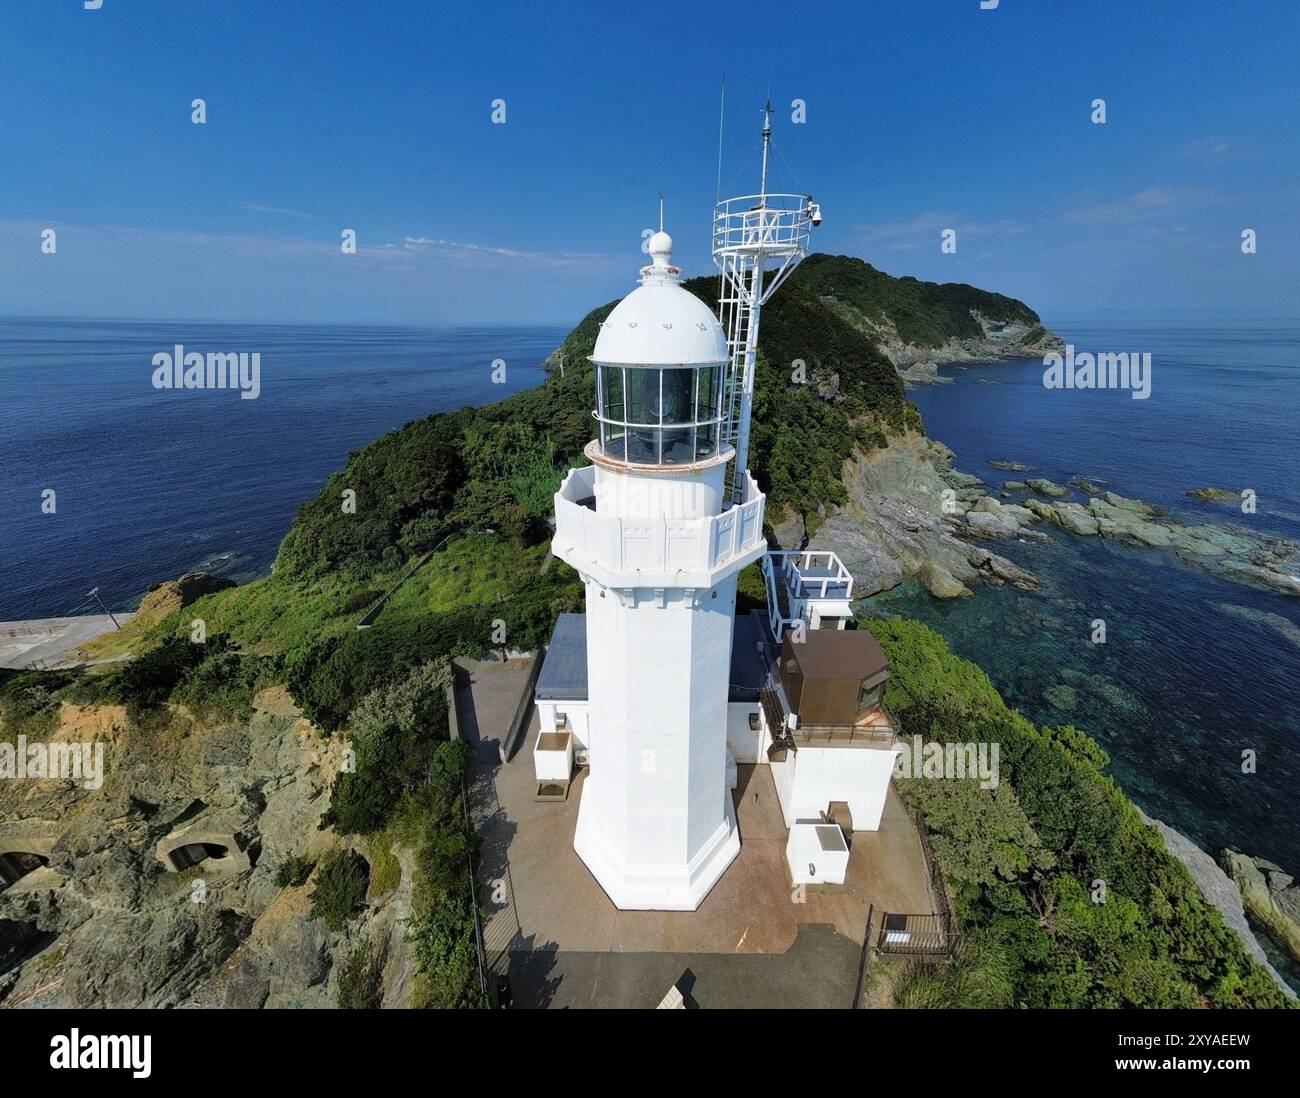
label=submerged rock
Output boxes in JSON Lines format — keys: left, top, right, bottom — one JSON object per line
{"left": 1042, "top": 683, "right": 1079, "bottom": 711}
{"left": 1025, "top": 477, "right": 1069, "bottom": 498}
{"left": 1187, "top": 486, "right": 1239, "bottom": 502}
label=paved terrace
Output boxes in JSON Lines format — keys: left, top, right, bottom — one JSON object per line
{"left": 0, "top": 614, "right": 136, "bottom": 670}
{"left": 455, "top": 658, "right": 934, "bottom": 1009}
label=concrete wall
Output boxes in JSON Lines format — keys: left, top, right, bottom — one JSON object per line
{"left": 537, "top": 700, "right": 591, "bottom": 756}
{"left": 726, "top": 703, "right": 762, "bottom": 763}
{"left": 771, "top": 747, "right": 900, "bottom": 832}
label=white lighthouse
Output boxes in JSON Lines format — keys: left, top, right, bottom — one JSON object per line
{"left": 535, "top": 107, "right": 855, "bottom": 912}
{"left": 549, "top": 226, "right": 766, "bottom": 910}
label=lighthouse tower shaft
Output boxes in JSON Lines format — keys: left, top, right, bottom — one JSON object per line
{"left": 550, "top": 230, "right": 766, "bottom": 910}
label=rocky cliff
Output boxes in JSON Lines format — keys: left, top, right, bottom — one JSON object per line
{"left": 0, "top": 688, "right": 410, "bottom": 1008}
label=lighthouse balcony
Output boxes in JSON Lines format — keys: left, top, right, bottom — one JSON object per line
{"left": 552, "top": 464, "right": 766, "bottom": 589}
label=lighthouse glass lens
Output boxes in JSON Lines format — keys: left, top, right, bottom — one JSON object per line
{"left": 599, "top": 365, "right": 725, "bottom": 465}
{"left": 623, "top": 367, "right": 659, "bottom": 463}
{"left": 695, "top": 366, "right": 720, "bottom": 424}
{"left": 599, "top": 364, "right": 623, "bottom": 419}
{"left": 660, "top": 368, "right": 693, "bottom": 423}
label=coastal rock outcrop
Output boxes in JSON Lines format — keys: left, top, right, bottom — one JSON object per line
{"left": 982, "top": 482, "right": 1300, "bottom": 597}
{"left": 1221, "top": 849, "right": 1300, "bottom": 965}
{"left": 134, "top": 571, "right": 237, "bottom": 628}
{"left": 874, "top": 312, "right": 1065, "bottom": 387}
{"left": 803, "top": 434, "right": 1040, "bottom": 600}
{"left": 1137, "top": 814, "right": 1295, "bottom": 998}
{"left": 1025, "top": 478, "right": 1069, "bottom": 499}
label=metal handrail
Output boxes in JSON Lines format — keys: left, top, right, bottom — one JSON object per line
{"left": 712, "top": 193, "right": 814, "bottom": 256}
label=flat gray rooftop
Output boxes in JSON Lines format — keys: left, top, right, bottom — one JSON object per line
{"left": 533, "top": 612, "right": 587, "bottom": 701}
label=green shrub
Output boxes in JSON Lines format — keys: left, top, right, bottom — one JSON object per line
{"left": 869, "top": 615, "right": 1292, "bottom": 1009}
{"left": 337, "top": 939, "right": 387, "bottom": 1009}
{"left": 324, "top": 661, "right": 453, "bottom": 836}
{"left": 0, "top": 670, "right": 73, "bottom": 740}
{"left": 274, "top": 853, "right": 314, "bottom": 889}
{"left": 309, "top": 849, "right": 370, "bottom": 931}
{"left": 409, "top": 891, "right": 485, "bottom": 1009}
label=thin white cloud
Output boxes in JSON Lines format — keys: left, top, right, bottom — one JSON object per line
{"left": 402, "top": 235, "right": 612, "bottom": 268}
{"left": 849, "top": 211, "right": 1025, "bottom": 251}
{"left": 1176, "top": 136, "right": 1233, "bottom": 161}
{"left": 1059, "top": 187, "right": 1216, "bottom": 225}
{"left": 233, "top": 200, "right": 314, "bottom": 219}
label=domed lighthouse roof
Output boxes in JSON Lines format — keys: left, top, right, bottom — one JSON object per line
{"left": 592, "top": 230, "right": 728, "bottom": 366}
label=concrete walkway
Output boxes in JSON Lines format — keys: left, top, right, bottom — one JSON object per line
{"left": 0, "top": 614, "right": 135, "bottom": 670}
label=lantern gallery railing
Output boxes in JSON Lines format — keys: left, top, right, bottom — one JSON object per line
{"left": 552, "top": 465, "right": 766, "bottom": 587}
{"left": 592, "top": 362, "right": 726, "bottom": 467}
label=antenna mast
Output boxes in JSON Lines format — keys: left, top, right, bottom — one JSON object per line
{"left": 712, "top": 102, "right": 821, "bottom": 503}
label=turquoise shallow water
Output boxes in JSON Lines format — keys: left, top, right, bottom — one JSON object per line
{"left": 868, "top": 320, "right": 1300, "bottom": 885}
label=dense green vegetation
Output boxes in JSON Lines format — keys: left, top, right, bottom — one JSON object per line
{"left": 791, "top": 253, "right": 1041, "bottom": 349}
{"left": 309, "top": 849, "right": 371, "bottom": 931}
{"left": 337, "top": 939, "right": 387, "bottom": 1009}
{"left": 405, "top": 736, "right": 483, "bottom": 1008}
{"left": 0, "top": 635, "right": 281, "bottom": 733}
{"left": 0, "top": 668, "right": 70, "bottom": 740}
{"left": 324, "top": 661, "right": 454, "bottom": 836}
{"left": 868, "top": 616, "right": 1290, "bottom": 1009}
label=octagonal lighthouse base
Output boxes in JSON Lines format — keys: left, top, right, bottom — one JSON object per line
{"left": 574, "top": 789, "right": 740, "bottom": 911}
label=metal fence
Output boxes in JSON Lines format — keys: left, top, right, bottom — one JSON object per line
{"left": 875, "top": 797, "right": 961, "bottom": 959}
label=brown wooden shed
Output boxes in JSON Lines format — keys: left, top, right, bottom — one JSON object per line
{"left": 778, "top": 627, "right": 890, "bottom": 729}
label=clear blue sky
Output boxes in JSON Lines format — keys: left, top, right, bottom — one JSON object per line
{"left": 2, "top": 0, "right": 1296, "bottom": 326}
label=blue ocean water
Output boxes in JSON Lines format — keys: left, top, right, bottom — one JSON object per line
{"left": 0, "top": 319, "right": 564, "bottom": 620}
{"left": 870, "top": 321, "right": 1300, "bottom": 881}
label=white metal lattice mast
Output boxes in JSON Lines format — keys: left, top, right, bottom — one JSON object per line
{"left": 713, "top": 101, "right": 821, "bottom": 501}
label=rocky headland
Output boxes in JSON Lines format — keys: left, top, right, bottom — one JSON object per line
{"left": 0, "top": 687, "right": 409, "bottom": 1008}
{"left": 789, "top": 436, "right": 1300, "bottom": 602}
{"left": 877, "top": 312, "right": 1065, "bottom": 387}
{"left": 775, "top": 433, "right": 1041, "bottom": 600}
